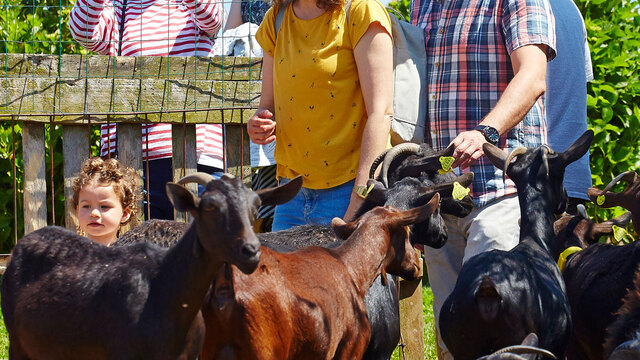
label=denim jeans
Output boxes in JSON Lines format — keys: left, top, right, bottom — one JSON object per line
{"left": 271, "top": 179, "right": 354, "bottom": 231}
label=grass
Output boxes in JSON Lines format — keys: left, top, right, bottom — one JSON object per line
{"left": 0, "top": 285, "right": 437, "bottom": 360}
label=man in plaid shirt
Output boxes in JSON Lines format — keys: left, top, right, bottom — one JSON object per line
{"left": 410, "top": 0, "right": 556, "bottom": 357}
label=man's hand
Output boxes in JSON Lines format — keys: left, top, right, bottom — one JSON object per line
{"left": 247, "top": 108, "right": 276, "bottom": 144}
{"left": 450, "top": 130, "right": 487, "bottom": 169}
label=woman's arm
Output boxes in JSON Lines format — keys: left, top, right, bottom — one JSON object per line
{"left": 68, "top": 0, "right": 114, "bottom": 54}
{"left": 225, "top": 0, "right": 244, "bottom": 31}
{"left": 183, "top": 0, "right": 226, "bottom": 38}
{"left": 344, "top": 22, "right": 393, "bottom": 221}
{"left": 247, "top": 53, "right": 277, "bottom": 144}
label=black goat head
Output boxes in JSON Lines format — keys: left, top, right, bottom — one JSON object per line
{"left": 483, "top": 130, "right": 594, "bottom": 214}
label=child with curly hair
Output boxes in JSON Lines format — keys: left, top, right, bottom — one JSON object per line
{"left": 71, "top": 157, "right": 141, "bottom": 246}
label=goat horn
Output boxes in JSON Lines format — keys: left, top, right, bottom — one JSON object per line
{"left": 479, "top": 345, "right": 557, "bottom": 360}
{"left": 480, "top": 354, "right": 528, "bottom": 360}
{"left": 600, "top": 170, "right": 638, "bottom": 194}
{"left": 541, "top": 145, "right": 552, "bottom": 177}
{"left": 221, "top": 173, "right": 236, "bottom": 180}
{"left": 381, "top": 143, "right": 421, "bottom": 187}
{"left": 503, "top": 147, "right": 527, "bottom": 182}
{"left": 177, "top": 172, "right": 215, "bottom": 187}
{"left": 369, "top": 149, "right": 391, "bottom": 180}
{"left": 577, "top": 204, "right": 589, "bottom": 220}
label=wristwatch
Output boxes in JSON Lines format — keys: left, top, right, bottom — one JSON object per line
{"left": 474, "top": 125, "right": 500, "bottom": 145}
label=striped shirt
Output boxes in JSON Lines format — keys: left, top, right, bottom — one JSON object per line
{"left": 70, "top": 0, "right": 225, "bottom": 167}
{"left": 411, "top": 0, "right": 556, "bottom": 207}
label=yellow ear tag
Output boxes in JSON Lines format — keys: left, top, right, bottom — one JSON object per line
{"left": 452, "top": 181, "right": 471, "bottom": 200}
{"left": 612, "top": 225, "right": 632, "bottom": 244}
{"left": 597, "top": 195, "right": 605, "bottom": 206}
{"left": 439, "top": 156, "right": 455, "bottom": 174}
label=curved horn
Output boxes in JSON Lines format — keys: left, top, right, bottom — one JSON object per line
{"left": 481, "top": 354, "right": 528, "bottom": 360}
{"left": 480, "top": 345, "right": 557, "bottom": 360}
{"left": 381, "top": 143, "right": 421, "bottom": 187}
{"left": 577, "top": 204, "right": 589, "bottom": 220}
{"left": 369, "top": 149, "right": 391, "bottom": 180}
{"left": 541, "top": 145, "right": 553, "bottom": 177}
{"left": 601, "top": 170, "right": 638, "bottom": 194}
{"left": 176, "top": 172, "right": 215, "bottom": 187}
{"left": 221, "top": 173, "right": 236, "bottom": 180}
{"left": 503, "top": 147, "right": 527, "bottom": 182}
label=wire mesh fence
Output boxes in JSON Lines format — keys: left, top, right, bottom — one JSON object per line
{"left": 1, "top": 0, "right": 265, "bottom": 249}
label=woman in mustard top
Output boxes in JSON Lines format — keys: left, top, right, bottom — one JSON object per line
{"left": 249, "top": 0, "right": 393, "bottom": 230}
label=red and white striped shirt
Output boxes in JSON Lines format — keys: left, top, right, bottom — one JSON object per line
{"left": 70, "top": 0, "right": 225, "bottom": 168}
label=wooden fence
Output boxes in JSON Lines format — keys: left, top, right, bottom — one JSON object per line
{"left": 0, "top": 53, "right": 425, "bottom": 359}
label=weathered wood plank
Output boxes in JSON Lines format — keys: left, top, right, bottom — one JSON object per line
{"left": 0, "top": 54, "right": 262, "bottom": 81}
{"left": 172, "top": 123, "right": 197, "bottom": 222}
{"left": 117, "top": 123, "right": 144, "bottom": 230}
{"left": 62, "top": 125, "right": 91, "bottom": 231}
{"left": 22, "top": 122, "right": 48, "bottom": 234}
{"left": 398, "top": 251, "right": 425, "bottom": 360}
{"left": 0, "top": 77, "right": 260, "bottom": 123}
{"left": 225, "top": 123, "right": 251, "bottom": 185}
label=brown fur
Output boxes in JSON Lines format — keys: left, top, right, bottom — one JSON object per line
{"left": 200, "top": 200, "right": 438, "bottom": 360}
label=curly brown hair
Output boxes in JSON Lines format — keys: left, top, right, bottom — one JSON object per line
{"left": 272, "top": 0, "right": 344, "bottom": 15}
{"left": 71, "top": 157, "right": 141, "bottom": 225}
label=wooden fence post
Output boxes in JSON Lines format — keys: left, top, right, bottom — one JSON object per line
{"left": 398, "top": 249, "right": 425, "bottom": 360}
{"left": 63, "top": 124, "right": 91, "bottom": 231}
{"left": 22, "top": 122, "right": 47, "bottom": 234}
{"left": 118, "top": 123, "right": 143, "bottom": 230}
{"left": 172, "top": 123, "right": 197, "bottom": 222}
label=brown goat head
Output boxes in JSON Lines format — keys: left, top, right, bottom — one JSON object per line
{"left": 332, "top": 193, "right": 440, "bottom": 281}
{"left": 554, "top": 205, "right": 633, "bottom": 248}
{"left": 587, "top": 170, "right": 640, "bottom": 236}
{"left": 166, "top": 174, "right": 302, "bottom": 274}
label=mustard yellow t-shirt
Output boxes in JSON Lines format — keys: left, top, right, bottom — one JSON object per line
{"left": 255, "top": 0, "right": 392, "bottom": 189}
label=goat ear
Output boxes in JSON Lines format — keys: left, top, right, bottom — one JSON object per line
{"left": 256, "top": 175, "right": 302, "bottom": 206}
{"left": 482, "top": 143, "right": 508, "bottom": 170}
{"left": 166, "top": 183, "right": 199, "bottom": 212}
{"left": 591, "top": 211, "right": 633, "bottom": 241}
{"left": 366, "top": 180, "right": 387, "bottom": 205}
{"left": 521, "top": 333, "right": 539, "bottom": 347}
{"left": 331, "top": 217, "right": 358, "bottom": 239}
{"left": 397, "top": 193, "right": 440, "bottom": 227}
{"left": 560, "top": 130, "right": 594, "bottom": 166}
{"left": 441, "top": 143, "right": 456, "bottom": 157}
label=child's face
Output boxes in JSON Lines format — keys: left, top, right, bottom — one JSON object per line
{"left": 76, "top": 183, "right": 131, "bottom": 246}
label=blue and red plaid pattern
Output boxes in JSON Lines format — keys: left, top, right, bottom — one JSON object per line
{"left": 411, "top": 0, "right": 556, "bottom": 207}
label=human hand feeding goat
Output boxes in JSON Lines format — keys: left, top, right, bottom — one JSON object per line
{"left": 0, "top": 173, "right": 299, "bottom": 360}
{"left": 438, "top": 130, "right": 594, "bottom": 360}
{"left": 200, "top": 196, "right": 441, "bottom": 360}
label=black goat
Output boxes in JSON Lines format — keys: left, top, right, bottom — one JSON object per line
{"left": 555, "top": 205, "right": 640, "bottom": 360}
{"left": 1, "top": 173, "right": 300, "bottom": 360}
{"left": 605, "top": 265, "right": 640, "bottom": 360}
{"left": 439, "top": 130, "right": 594, "bottom": 360}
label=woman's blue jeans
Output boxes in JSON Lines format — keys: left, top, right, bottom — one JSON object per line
{"left": 271, "top": 179, "right": 354, "bottom": 231}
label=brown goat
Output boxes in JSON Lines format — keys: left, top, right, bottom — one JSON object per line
{"left": 604, "top": 265, "right": 640, "bottom": 359}
{"left": 200, "top": 196, "right": 440, "bottom": 360}
{"left": 1, "top": 173, "right": 301, "bottom": 360}
{"left": 587, "top": 170, "right": 640, "bottom": 237}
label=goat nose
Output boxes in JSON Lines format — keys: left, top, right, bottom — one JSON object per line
{"left": 241, "top": 242, "right": 260, "bottom": 259}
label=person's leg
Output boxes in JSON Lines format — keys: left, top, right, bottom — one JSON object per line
{"left": 424, "top": 214, "right": 466, "bottom": 360}
{"left": 462, "top": 194, "right": 520, "bottom": 263}
{"left": 271, "top": 178, "right": 309, "bottom": 231}
{"left": 305, "top": 180, "right": 354, "bottom": 226}
{"left": 144, "top": 158, "right": 175, "bottom": 220}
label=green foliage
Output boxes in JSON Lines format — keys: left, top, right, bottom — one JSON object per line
{"left": 387, "top": 0, "right": 411, "bottom": 21}
{"left": 1, "top": 0, "right": 85, "bottom": 55}
{"left": 0, "top": 123, "right": 23, "bottom": 251}
{"left": 577, "top": 0, "right": 640, "bottom": 228}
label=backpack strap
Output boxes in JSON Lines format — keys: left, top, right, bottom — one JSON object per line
{"left": 275, "top": 0, "right": 352, "bottom": 37}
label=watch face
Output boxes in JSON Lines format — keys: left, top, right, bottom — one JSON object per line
{"left": 484, "top": 127, "right": 500, "bottom": 144}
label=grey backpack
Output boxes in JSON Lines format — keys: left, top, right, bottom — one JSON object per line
{"left": 275, "top": 1, "right": 427, "bottom": 145}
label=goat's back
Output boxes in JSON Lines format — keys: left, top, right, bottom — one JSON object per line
{"left": 563, "top": 241, "right": 640, "bottom": 359}
{"left": 440, "top": 244, "right": 571, "bottom": 360}
{"left": 1, "top": 226, "right": 167, "bottom": 359}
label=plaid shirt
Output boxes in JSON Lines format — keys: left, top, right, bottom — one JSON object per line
{"left": 411, "top": 0, "right": 556, "bottom": 207}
